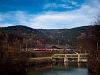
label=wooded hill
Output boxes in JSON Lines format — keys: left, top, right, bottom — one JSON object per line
{"left": 0, "top": 25, "right": 91, "bottom": 48}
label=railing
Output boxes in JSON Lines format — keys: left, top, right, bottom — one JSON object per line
{"left": 52, "top": 54, "right": 87, "bottom": 58}
{"left": 52, "top": 54, "right": 88, "bottom": 62}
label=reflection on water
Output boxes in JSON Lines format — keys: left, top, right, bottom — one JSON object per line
{"left": 25, "top": 62, "right": 92, "bottom": 75}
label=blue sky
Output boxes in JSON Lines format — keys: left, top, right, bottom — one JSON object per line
{"left": 0, "top": 0, "right": 100, "bottom": 29}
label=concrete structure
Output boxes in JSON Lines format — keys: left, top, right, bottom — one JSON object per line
{"left": 52, "top": 54, "right": 87, "bottom": 62}
{"left": 29, "top": 54, "right": 87, "bottom": 63}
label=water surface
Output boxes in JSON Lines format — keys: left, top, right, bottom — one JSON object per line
{"left": 25, "top": 62, "right": 92, "bottom": 75}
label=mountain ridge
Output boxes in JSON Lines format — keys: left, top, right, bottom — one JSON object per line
{"left": 0, "top": 25, "right": 92, "bottom": 48}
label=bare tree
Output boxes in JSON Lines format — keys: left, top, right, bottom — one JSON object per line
{"left": 93, "top": 12, "right": 100, "bottom": 25}
{"left": 88, "top": 13, "right": 100, "bottom": 74}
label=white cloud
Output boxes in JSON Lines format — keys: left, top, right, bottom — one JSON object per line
{"left": 68, "top": 0, "right": 78, "bottom": 6}
{"left": 0, "top": 23, "right": 13, "bottom": 27}
{"left": 29, "top": 12, "right": 90, "bottom": 29}
{"left": 0, "top": 15, "right": 3, "bottom": 21}
{"left": 0, "top": 0, "right": 100, "bottom": 29}
{"left": 0, "top": 13, "right": 10, "bottom": 22}
{"left": 43, "top": 3, "right": 73, "bottom": 9}
{"left": 71, "top": 1, "right": 77, "bottom": 6}
{"left": 62, "top": 0, "right": 78, "bottom": 6}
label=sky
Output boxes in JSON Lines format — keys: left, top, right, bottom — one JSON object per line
{"left": 0, "top": 0, "right": 100, "bottom": 29}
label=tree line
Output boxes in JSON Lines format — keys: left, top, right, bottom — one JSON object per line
{"left": 78, "top": 13, "right": 100, "bottom": 74}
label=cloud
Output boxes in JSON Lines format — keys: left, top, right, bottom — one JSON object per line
{"left": 68, "top": 0, "right": 78, "bottom": 6}
{"left": 0, "top": 24, "right": 13, "bottom": 27}
{"left": 62, "top": 0, "right": 78, "bottom": 6}
{"left": 71, "top": 1, "right": 77, "bottom": 6}
{"left": 43, "top": 3, "right": 73, "bottom": 9}
{"left": 29, "top": 11, "right": 90, "bottom": 29}
{"left": 0, "top": 0, "right": 100, "bottom": 29}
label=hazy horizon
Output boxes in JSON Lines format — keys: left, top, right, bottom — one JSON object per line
{"left": 0, "top": 24, "right": 92, "bottom": 30}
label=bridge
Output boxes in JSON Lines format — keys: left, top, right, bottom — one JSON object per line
{"left": 52, "top": 54, "right": 88, "bottom": 62}
{"left": 29, "top": 54, "right": 88, "bottom": 63}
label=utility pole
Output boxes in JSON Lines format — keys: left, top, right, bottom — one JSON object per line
{"left": 5, "top": 33, "right": 8, "bottom": 51}
{"left": 24, "top": 39, "right": 28, "bottom": 51}
{"left": 97, "top": 42, "right": 99, "bottom": 49}
{"left": 26, "top": 43, "right": 27, "bottom": 51}
{"left": 57, "top": 40, "right": 60, "bottom": 45}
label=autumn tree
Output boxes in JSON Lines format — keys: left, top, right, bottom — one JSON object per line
{"left": 0, "top": 30, "right": 6, "bottom": 59}
{"left": 88, "top": 13, "right": 100, "bottom": 74}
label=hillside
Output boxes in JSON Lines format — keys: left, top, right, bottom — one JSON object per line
{"left": 0, "top": 25, "right": 91, "bottom": 48}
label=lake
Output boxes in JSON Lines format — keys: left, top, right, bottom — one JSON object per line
{"left": 24, "top": 62, "right": 93, "bottom": 75}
